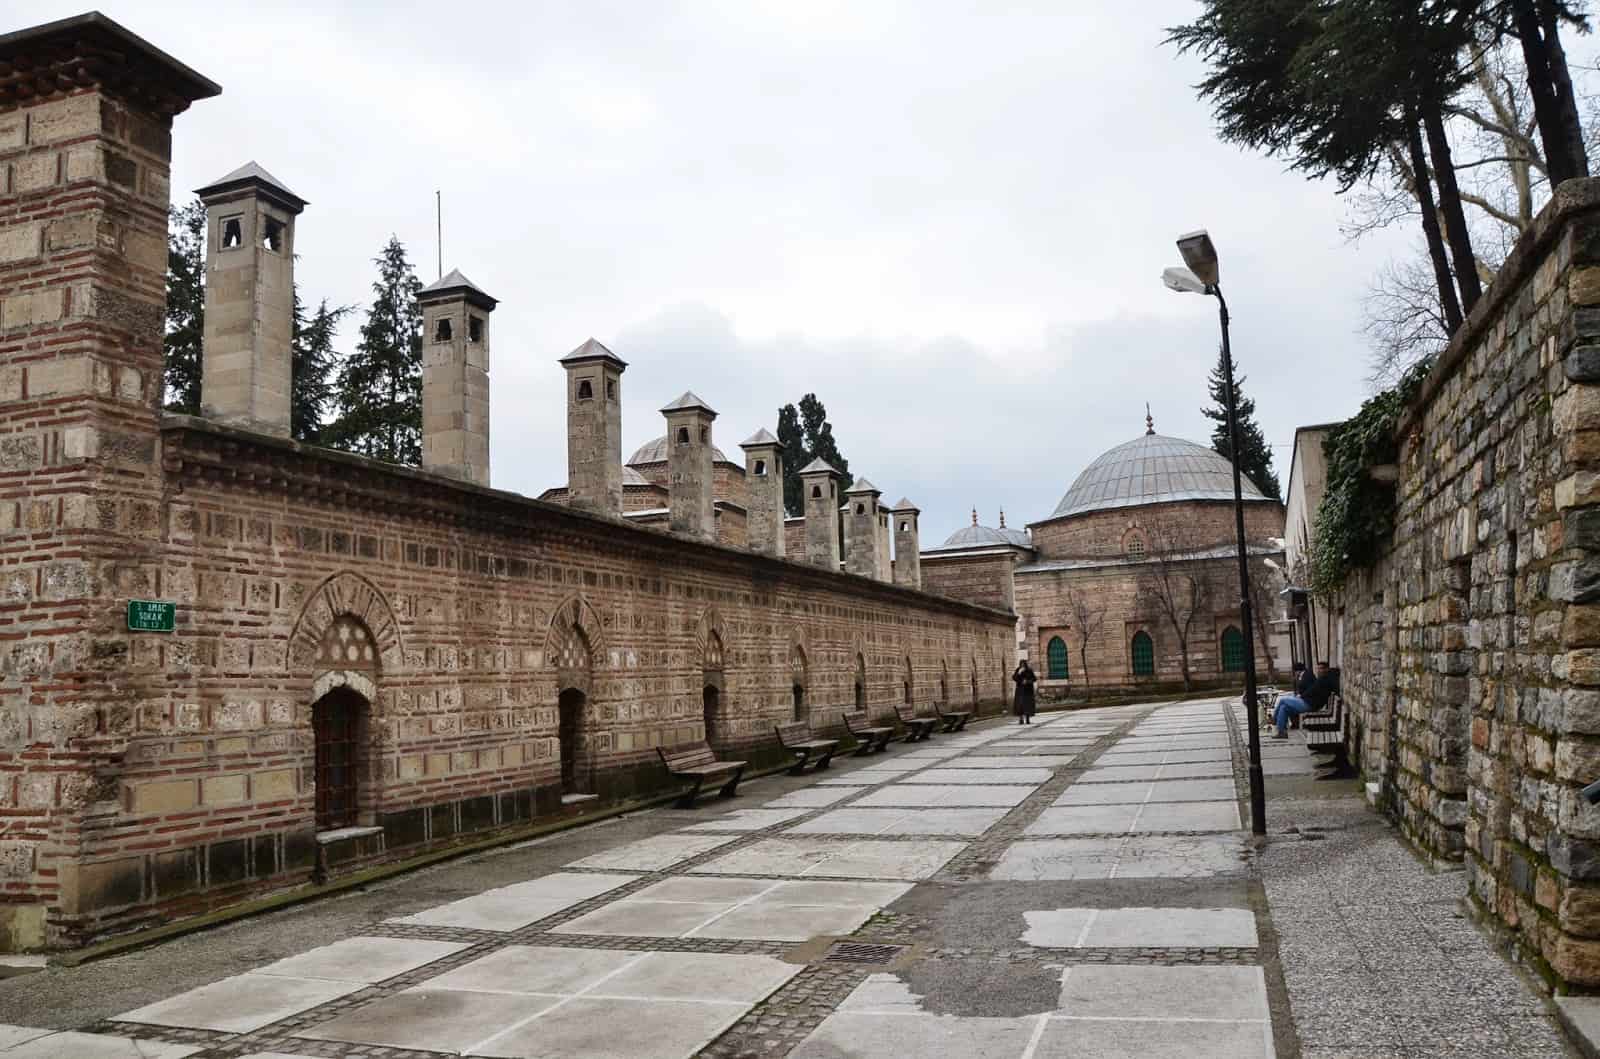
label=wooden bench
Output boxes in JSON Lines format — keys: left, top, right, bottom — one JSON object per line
{"left": 774, "top": 721, "right": 839, "bottom": 774}
{"left": 933, "top": 703, "right": 971, "bottom": 732}
{"left": 1304, "top": 694, "right": 1354, "bottom": 779}
{"left": 893, "top": 705, "right": 938, "bottom": 742}
{"left": 842, "top": 710, "right": 894, "bottom": 755}
{"left": 657, "top": 743, "right": 746, "bottom": 808}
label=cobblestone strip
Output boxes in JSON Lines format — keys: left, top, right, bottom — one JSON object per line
{"left": 697, "top": 964, "right": 872, "bottom": 1059}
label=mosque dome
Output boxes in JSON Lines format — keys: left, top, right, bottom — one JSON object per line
{"left": 933, "top": 510, "right": 1033, "bottom": 551}
{"left": 627, "top": 436, "right": 731, "bottom": 465}
{"left": 1048, "top": 432, "right": 1267, "bottom": 520}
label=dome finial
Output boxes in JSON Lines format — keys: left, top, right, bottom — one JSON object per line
{"left": 999, "top": 508, "right": 1007, "bottom": 528}
{"left": 1145, "top": 402, "right": 1155, "bottom": 435}
{"left": 971, "top": 507, "right": 978, "bottom": 527}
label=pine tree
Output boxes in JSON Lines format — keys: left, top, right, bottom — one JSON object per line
{"left": 326, "top": 237, "right": 424, "bottom": 464}
{"left": 291, "top": 291, "right": 351, "bottom": 444}
{"left": 1201, "top": 349, "right": 1281, "bottom": 502}
{"left": 163, "top": 198, "right": 206, "bottom": 414}
{"left": 777, "top": 403, "right": 806, "bottom": 517}
{"left": 798, "top": 393, "right": 850, "bottom": 492}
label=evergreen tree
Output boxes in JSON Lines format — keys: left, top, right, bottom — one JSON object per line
{"left": 1201, "top": 349, "right": 1280, "bottom": 501}
{"left": 163, "top": 198, "right": 206, "bottom": 414}
{"left": 778, "top": 403, "right": 806, "bottom": 517}
{"left": 326, "top": 237, "right": 423, "bottom": 464}
{"left": 291, "top": 291, "right": 351, "bottom": 444}
{"left": 777, "top": 394, "right": 852, "bottom": 516}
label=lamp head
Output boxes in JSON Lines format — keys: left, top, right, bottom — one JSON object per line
{"left": 1176, "top": 230, "right": 1219, "bottom": 287}
{"left": 1162, "top": 267, "right": 1207, "bottom": 295}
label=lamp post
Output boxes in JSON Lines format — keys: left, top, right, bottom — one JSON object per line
{"left": 1163, "top": 230, "right": 1267, "bottom": 837}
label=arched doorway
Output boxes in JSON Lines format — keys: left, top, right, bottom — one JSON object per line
{"left": 791, "top": 644, "right": 808, "bottom": 723}
{"left": 939, "top": 660, "right": 949, "bottom": 705}
{"left": 703, "top": 684, "right": 721, "bottom": 746}
{"left": 312, "top": 687, "right": 367, "bottom": 829}
{"left": 854, "top": 653, "right": 867, "bottom": 710}
{"left": 903, "top": 656, "right": 914, "bottom": 707}
{"left": 558, "top": 688, "right": 588, "bottom": 794}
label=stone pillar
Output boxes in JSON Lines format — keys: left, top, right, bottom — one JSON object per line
{"left": 662, "top": 392, "right": 717, "bottom": 542}
{"left": 418, "top": 269, "right": 495, "bottom": 485}
{"left": 561, "top": 339, "right": 627, "bottom": 516}
{"left": 845, "top": 478, "right": 884, "bottom": 580}
{"left": 892, "top": 498, "right": 922, "bottom": 589}
{"left": 0, "top": 13, "right": 218, "bottom": 950}
{"left": 197, "top": 161, "right": 305, "bottom": 436}
{"left": 740, "top": 428, "right": 785, "bottom": 557}
{"left": 800, "top": 458, "right": 842, "bottom": 570}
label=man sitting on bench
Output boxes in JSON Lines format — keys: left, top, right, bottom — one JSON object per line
{"left": 1271, "top": 661, "right": 1333, "bottom": 739}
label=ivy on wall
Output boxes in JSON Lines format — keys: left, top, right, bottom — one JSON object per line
{"left": 1309, "top": 359, "right": 1433, "bottom": 596}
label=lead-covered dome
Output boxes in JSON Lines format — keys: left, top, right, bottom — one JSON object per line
{"left": 1049, "top": 433, "right": 1267, "bottom": 520}
{"left": 627, "top": 436, "right": 731, "bottom": 465}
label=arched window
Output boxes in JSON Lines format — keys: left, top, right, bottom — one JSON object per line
{"left": 1221, "top": 626, "right": 1246, "bottom": 672}
{"left": 1046, "top": 637, "right": 1069, "bottom": 680}
{"left": 1126, "top": 533, "right": 1146, "bottom": 560}
{"left": 1131, "top": 631, "right": 1155, "bottom": 676}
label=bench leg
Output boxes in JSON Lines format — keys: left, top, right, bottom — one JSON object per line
{"left": 816, "top": 746, "right": 835, "bottom": 770}
{"left": 955, "top": 717, "right": 968, "bottom": 731}
{"left": 1316, "top": 750, "right": 1355, "bottom": 780}
{"left": 852, "top": 736, "right": 875, "bottom": 757}
{"left": 788, "top": 749, "right": 810, "bottom": 776}
{"left": 675, "top": 774, "right": 706, "bottom": 809}
{"left": 874, "top": 733, "right": 891, "bottom": 753}
{"left": 718, "top": 767, "right": 744, "bottom": 799}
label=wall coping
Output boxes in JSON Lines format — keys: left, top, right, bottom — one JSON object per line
{"left": 158, "top": 415, "right": 1014, "bottom": 627}
{"left": 1399, "top": 176, "right": 1600, "bottom": 436}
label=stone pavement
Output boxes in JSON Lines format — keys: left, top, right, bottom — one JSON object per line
{"left": 0, "top": 698, "right": 1576, "bottom": 1057}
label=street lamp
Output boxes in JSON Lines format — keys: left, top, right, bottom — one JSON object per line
{"left": 1163, "top": 229, "right": 1267, "bottom": 837}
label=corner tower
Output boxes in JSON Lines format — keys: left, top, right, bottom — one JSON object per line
{"left": 740, "top": 428, "right": 785, "bottom": 557}
{"left": 845, "top": 478, "right": 884, "bottom": 580}
{"left": 561, "top": 339, "right": 627, "bottom": 516}
{"left": 197, "top": 161, "right": 306, "bottom": 436}
{"left": 892, "top": 498, "right": 922, "bottom": 588}
{"left": 418, "top": 269, "right": 495, "bottom": 486}
{"left": 662, "top": 392, "right": 717, "bottom": 542}
{"left": 800, "top": 458, "right": 842, "bottom": 570}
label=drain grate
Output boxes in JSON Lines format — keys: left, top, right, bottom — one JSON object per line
{"left": 821, "top": 941, "right": 908, "bottom": 965}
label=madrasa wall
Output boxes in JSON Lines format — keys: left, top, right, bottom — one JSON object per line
{"left": 0, "top": 15, "right": 1013, "bottom": 951}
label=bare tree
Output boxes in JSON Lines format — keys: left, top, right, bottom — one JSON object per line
{"left": 1064, "top": 587, "right": 1106, "bottom": 690}
{"left": 1135, "top": 517, "right": 1218, "bottom": 693}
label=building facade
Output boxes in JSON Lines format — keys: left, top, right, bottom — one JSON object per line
{"left": 0, "top": 15, "right": 1014, "bottom": 951}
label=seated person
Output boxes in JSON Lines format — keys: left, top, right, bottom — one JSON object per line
{"left": 1272, "top": 661, "right": 1333, "bottom": 738}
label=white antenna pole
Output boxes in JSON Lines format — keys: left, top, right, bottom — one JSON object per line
{"left": 435, "top": 190, "right": 443, "bottom": 280}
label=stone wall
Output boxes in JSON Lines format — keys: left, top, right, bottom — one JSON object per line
{"left": 1028, "top": 501, "right": 1282, "bottom": 559}
{"left": 1336, "top": 179, "right": 1600, "bottom": 989}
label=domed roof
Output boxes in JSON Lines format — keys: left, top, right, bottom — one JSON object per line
{"left": 1050, "top": 432, "right": 1267, "bottom": 520}
{"left": 932, "top": 510, "right": 1034, "bottom": 551}
{"left": 627, "top": 436, "right": 731, "bottom": 465}
{"left": 623, "top": 465, "right": 651, "bottom": 487}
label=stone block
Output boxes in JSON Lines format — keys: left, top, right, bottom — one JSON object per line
{"left": 251, "top": 768, "right": 296, "bottom": 800}
{"left": 201, "top": 773, "right": 246, "bottom": 805}
{"left": 0, "top": 224, "right": 42, "bottom": 265}
{"left": 126, "top": 778, "right": 197, "bottom": 814}
{"left": 26, "top": 95, "right": 99, "bottom": 146}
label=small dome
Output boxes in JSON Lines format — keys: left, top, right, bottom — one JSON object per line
{"left": 1050, "top": 433, "right": 1268, "bottom": 520}
{"left": 627, "top": 435, "right": 731, "bottom": 465}
{"left": 623, "top": 465, "right": 651, "bottom": 487}
{"left": 938, "top": 524, "right": 1012, "bottom": 549}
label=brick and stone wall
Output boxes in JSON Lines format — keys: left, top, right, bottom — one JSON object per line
{"left": 1028, "top": 501, "right": 1282, "bottom": 559}
{"left": 1335, "top": 178, "right": 1600, "bottom": 989}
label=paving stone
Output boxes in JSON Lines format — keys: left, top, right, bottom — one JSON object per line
{"left": 389, "top": 872, "right": 634, "bottom": 931}
{"left": 1025, "top": 805, "right": 1141, "bottom": 836}
{"left": 789, "top": 1010, "right": 1039, "bottom": 1058}
{"left": 853, "top": 784, "right": 1036, "bottom": 808}
{"left": 1058, "top": 964, "right": 1269, "bottom": 1020}
{"left": 473, "top": 995, "right": 746, "bottom": 1059}
{"left": 1021, "top": 907, "right": 1258, "bottom": 949}
{"left": 1134, "top": 801, "right": 1240, "bottom": 832}
{"left": 566, "top": 833, "right": 739, "bottom": 870}
{"left": 692, "top": 838, "right": 965, "bottom": 880}
{"left": 253, "top": 936, "right": 469, "bottom": 984}
{"left": 1032, "top": 1016, "right": 1272, "bottom": 1058}
{"left": 426, "top": 945, "right": 638, "bottom": 993}
{"left": 2, "top": 1032, "right": 203, "bottom": 1058}
{"left": 760, "top": 786, "right": 859, "bottom": 809}
{"left": 301, "top": 986, "right": 554, "bottom": 1051}
{"left": 902, "top": 767, "right": 1053, "bottom": 785}
{"left": 789, "top": 807, "right": 1007, "bottom": 836}
{"left": 681, "top": 808, "right": 812, "bottom": 832}
{"left": 118, "top": 972, "right": 365, "bottom": 1033}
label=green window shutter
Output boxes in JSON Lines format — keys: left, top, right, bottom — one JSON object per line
{"left": 1221, "top": 626, "right": 1245, "bottom": 672}
{"left": 1131, "top": 631, "right": 1155, "bottom": 677}
{"left": 1046, "top": 637, "right": 1069, "bottom": 680}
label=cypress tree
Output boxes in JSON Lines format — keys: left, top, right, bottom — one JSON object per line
{"left": 163, "top": 198, "right": 206, "bottom": 414}
{"left": 326, "top": 237, "right": 424, "bottom": 464}
{"left": 291, "top": 292, "right": 351, "bottom": 444}
{"left": 1201, "top": 349, "right": 1281, "bottom": 501}
{"left": 778, "top": 403, "right": 806, "bottom": 517}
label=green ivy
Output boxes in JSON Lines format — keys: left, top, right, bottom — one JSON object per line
{"left": 1309, "top": 359, "right": 1432, "bottom": 595}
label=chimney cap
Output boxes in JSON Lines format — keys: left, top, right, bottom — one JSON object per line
{"left": 196, "top": 160, "right": 307, "bottom": 212}
{"left": 891, "top": 497, "right": 920, "bottom": 512}
{"left": 845, "top": 477, "right": 881, "bottom": 496}
{"left": 798, "top": 457, "right": 839, "bottom": 477}
{"left": 660, "top": 391, "right": 717, "bottom": 417}
{"left": 739, "top": 428, "right": 781, "bottom": 449}
{"left": 560, "top": 338, "right": 628, "bottom": 371}
{"left": 0, "top": 12, "right": 221, "bottom": 110}
{"left": 419, "top": 267, "right": 497, "bottom": 310}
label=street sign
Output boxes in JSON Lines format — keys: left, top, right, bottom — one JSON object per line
{"left": 126, "top": 599, "right": 176, "bottom": 633}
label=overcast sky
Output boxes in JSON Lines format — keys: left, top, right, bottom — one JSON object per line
{"left": 51, "top": 1, "right": 1572, "bottom": 542}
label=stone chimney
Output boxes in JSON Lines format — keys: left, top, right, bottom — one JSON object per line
{"left": 800, "top": 458, "right": 842, "bottom": 570}
{"left": 892, "top": 498, "right": 922, "bottom": 588}
{"left": 662, "top": 392, "right": 717, "bottom": 542}
{"left": 561, "top": 339, "right": 627, "bottom": 516}
{"left": 418, "top": 269, "right": 495, "bottom": 486}
{"left": 197, "top": 161, "right": 306, "bottom": 436}
{"left": 844, "top": 478, "right": 886, "bottom": 580}
{"left": 740, "top": 428, "right": 785, "bottom": 557}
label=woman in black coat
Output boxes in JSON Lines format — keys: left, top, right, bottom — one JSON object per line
{"left": 1012, "top": 661, "right": 1038, "bottom": 724}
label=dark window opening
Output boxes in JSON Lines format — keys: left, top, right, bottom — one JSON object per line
{"left": 1126, "top": 534, "right": 1146, "bottom": 560}
{"left": 703, "top": 685, "right": 720, "bottom": 748}
{"left": 793, "top": 683, "right": 806, "bottom": 722}
{"left": 904, "top": 680, "right": 912, "bottom": 705}
{"left": 699, "top": 426, "right": 709, "bottom": 443}
{"left": 677, "top": 427, "right": 690, "bottom": 444}
{"left": 468, "top": 316, "right": 483, "bottom": 343}
{"left": 262, "top": 216, "right": 284, "bottom": 252}
{"left": 1221, "top": 626, "right": 1245, "bottom": 672}
{"left": 855, "top": 504, "right": 865, "bottom": 515}
{"left": 854, "top": 681, "right": 865, "bottom": 710}
{"left": 1131, "top": 631, "right": 1155, "bottom": 676}
{"left": 434, "top": 317, "right": 453, "bottom": 342}
{"left": 313, "top": 690, "right": 365, "bottom": 829}
{"left": 1047, "top": 637, "right": 1069, "bottom": 680}
{"left": 754, "top": 459, "right": 767, "bottom": 476}
{"left": 899, "top": 521, "right": 908, "bottom": 532}
{"left": 606, "top": 379, "right": 616, "bottom": 400}
{"left": 559, "top": 689, "right": 586, "bottom": 794}
{"left": 811, "top": 485, "right": 822, "bottom": 499}
{"left": 576, "top": 378, "right": 594, "bottom": 401}
{"left": 221, "top": 216, "right": 243, "bottom": 249}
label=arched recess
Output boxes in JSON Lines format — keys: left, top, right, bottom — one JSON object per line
{"left": 790, "top": 643, "right": 809, "bottom": 723}
{"left": 1131, "top": 629, "right": 1156, "bottom": 677}
{"left": 1220, "top": 625, "right": 1246, "bottom": 673}
{"left": 854, "top": 652, "right": 867, "bottom": 711}
{"left": 546, "top": 598, "right": 602, "bottom": 796}
{"left": 1046, "top": 636, "right": 1069, "bottom": 680}
{"left": 903, "top": 656, "right": 914, "bottom": 706}
{"left": 290, "top": 572, "right": 403, "bottom": 675}
{"left": 307, "top": 611, "right": 382, "bottom": 829}
{"left": 546, "top": 595, "right": 605, "bottom": 694}
{"left": 971, "top": 655, "right": 980, "bottom": 709}
{"left": 939, "top": 659, "right": 949, "bottom": 705}
{"left": 702, "top": 629, "right": 726, "bottom": 749}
